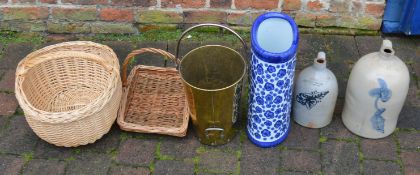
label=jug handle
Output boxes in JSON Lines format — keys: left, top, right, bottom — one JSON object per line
{"left": 175, "top": 23, "right": 249, "bottom": 64}
{"left": 122, "top": 48, "right": 178, "bottom": 87}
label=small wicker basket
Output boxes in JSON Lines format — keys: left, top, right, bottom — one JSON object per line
{"left": 117, "top": 48, "right": 189, "bottom": 137}
{"left": 15, "top": 41, "right": 122, "bottom": 147}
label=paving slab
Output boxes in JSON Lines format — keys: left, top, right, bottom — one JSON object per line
{"left": 108, "top": 165, "right": 150, "bottom": 175}
{"left": 22, "top": 159, "right": 66, "bottom": 175}
{"left": 0, "top": 115, "right": 39, "bottom": 155}
{"left": 396, "top": 131, "right": 420, "bottom": 150}
{"left": 198, "top": 151, "right": 237, "bottom": 174}
{"left": 282, "top": 121, "right": 320, "bottom": 151}
{"left": 66, "top": 153, "right": 112, "bottom": 175}
{"left": 280, "top": 172, "right": 315, "bottom": 175}
{"left": 0, "top": 115, "right": 9, "bottom": 134}
{"left": 116, "top": 138, "right": 157, "bottom": 166}
{"left": 240, "top": 139, "right": 281, "bottom": 175}
{"left": 0, "top": 93, "right": 18, "bottom": 116}
{"left": 154, "top": 160, "right": 195, "bottom": 175}
{"left": 0, "top": 42, "right": 35, "bottom": 69}
{"left": 361, "top": 136, "right": 398, "bottom": 160}
{"left": 321, "top": 140, "right": 360, "bottom": 175}
{"left": 320, "top": 115, "right": 356, "bottom": 139}
{"left": 160, "top": 128, "right": 200, "bottom": 159}
{"left": 363, "top": 160, "right": 401, "bottom": 175}
{"left": 401, "top": 151, "right": 420, "bottom": 175}
{"left": 280, "top": 150, "right": 321, "bottom": 173}
{"left": 33, "top": 140, "right": 75, "bottom": 160}
{"left": 76, "top": 124, "right": 121, "bottom": 153}
{"left": 0, "top": 154, "right": 24, "bottom": 175}
{"left": 0, "top": 69, "right": 15, "bottom": 92}
{"left": 202, "top": 131, "right": 241, "bottom": 152}
{"left": 398, "top": 102, "right": 420, "bottom": 130}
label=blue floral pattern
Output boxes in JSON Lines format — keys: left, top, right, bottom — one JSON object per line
{"left": 369, "top": 78, "right": 392, "bottom": 133}
{"left": 247, "top": 54, "right": 296, "bottom": 146}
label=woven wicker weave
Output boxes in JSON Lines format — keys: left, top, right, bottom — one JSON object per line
{"left": 117, "top": 48, "right": 189, "bottom": 137}
{"left": 15, "top": 41, "right": 122, "bottom": 147}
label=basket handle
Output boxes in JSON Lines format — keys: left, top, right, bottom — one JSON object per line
{"left": 16, "top": 51, "right": 114, "bottom": 76}
{"left": 122, "top": 48, "right": 178, "bottom": 87}
{"left": 175, "top": 23, "right": 249, "bottom": 61}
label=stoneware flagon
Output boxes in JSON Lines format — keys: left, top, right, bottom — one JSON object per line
{"left": 247, "top": 12, "right": 299, "bottom": 148}
{"left": 293, "top": 52, "right": 338, "bottom": 128}
{"left": 342, "top": 39, "right": 410, "bottom": 139}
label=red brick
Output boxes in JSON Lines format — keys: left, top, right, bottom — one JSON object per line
{"left": 100, "top": 8, "right": 134, "bottom": 22}
{"left": 401, "top": 151, "right": 420, "bottom": 175}
{"left": 39, "top": 0, "right": 56, "bottom": 3}
{"left": 295, "top": 12, "right": 316, "bottom": 27}
{"left": 52, "top": 8, "right": 97, "bottom": 21}
{"left": 184, "top": 11, "right": 226, "bottom": 23}
{"left": 235, "top": 0, "right": 279, "bottom": 10}
{"left": 351, "top": 1, "right": 363, "bottom": 14}
{"left": 11, "top": 0, "right": 35, "bottom": 3}
{"left": 316, "top": 13, "right": 336, "bottom": 27}
{"left": 136, "top": 10, "right": 183, "bottom": 23}
{"left": 62, "top": 0, "right": 107, "bottom": 5}
{"left": 365, "top": 3, "right": 385, "bottom": 17}
{"left": 211, "top": 0, "right": 231, "bottom": 8}
{"left": 110, "top": 0, "right": 155, "bottom": 7}
{"left": 227, "top": 12, "right": 252, "bottom": 26}
{"left": 283, "top": 0, "right": 301, "bottom": 11}
{"left": 307, "top": 0, "right": 323, "bottom": 11}
{"left": 161, "top": 0, "right": 206, "bottom": 8}
{"left": 0, "top": 70, "right": 15, "bottom": 92}
{"left": 2, "top": 7, "right": 49, "bottom": 20}
{"left": 330, "top": 0, "right": 349, "bottom": 12}
{"left": 0, "top": 93, "right": 18, "bottom": 116}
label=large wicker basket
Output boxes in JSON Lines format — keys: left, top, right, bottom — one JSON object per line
{"left": 15, "top": 41, "right": 122, "bottom": 147}
{"left": 117, "top": 48, "right": 189, "bottom": 137}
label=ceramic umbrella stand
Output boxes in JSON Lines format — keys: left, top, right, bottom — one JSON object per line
{"left": 247, "top": 12, "right": 299, "bottom": 148}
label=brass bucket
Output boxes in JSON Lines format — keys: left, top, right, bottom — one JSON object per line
{"left": 176, "top": 24, "right": 248, "bottom": 145}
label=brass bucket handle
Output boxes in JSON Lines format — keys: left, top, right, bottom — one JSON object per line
{"left": 175, "top": 23, "right": 249, "bottom": 62}
{"left": 122, "top": 48, "right": 178, "bottom": 87}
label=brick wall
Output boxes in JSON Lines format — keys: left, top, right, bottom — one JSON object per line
{"left": 0, "top": 0, "right": 385, "bottom": 34}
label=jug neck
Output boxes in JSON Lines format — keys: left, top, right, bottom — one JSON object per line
{"left": 313, "top": 51, "right": 327, "bottom": 70}
{"left": 379, "top": 39, "right": 395, "bottom": 59}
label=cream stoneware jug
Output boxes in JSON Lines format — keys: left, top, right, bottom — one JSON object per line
{"left": 342, "top": 39, "right": 410, "bottom": 139}
{"left": 293, "top": 52, "right": 338, "bottom": 128}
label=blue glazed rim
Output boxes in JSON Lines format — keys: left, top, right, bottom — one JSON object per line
{"left": 246, "top": 122, "right": 291, "bottom": 148}
{"left": 251, "top": 12, "right": 299, "bottom": 64}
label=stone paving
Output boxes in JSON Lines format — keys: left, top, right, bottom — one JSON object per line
{"left": 0, "top": 34, "right": 419, "bottom": 175}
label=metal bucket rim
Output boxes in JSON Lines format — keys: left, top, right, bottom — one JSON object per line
{"left": 179, "top": 45, "right": 247, "bottom": 92}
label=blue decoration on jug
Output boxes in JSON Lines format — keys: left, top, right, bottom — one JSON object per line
{"left": 247, "top": 12, "right": 299, "bottom": 148}
{"left": 369, "top": 78, "right": 392, "bottom": 133}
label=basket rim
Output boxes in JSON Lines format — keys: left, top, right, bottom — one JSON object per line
{"left": 117, "top": 65, "right": 189, "bottom": 137}
{"left": 23, "top": 41, "right": 120, "bottom": 70}
{"left": 15, "top": 50, "right": 121, "bottom": 124}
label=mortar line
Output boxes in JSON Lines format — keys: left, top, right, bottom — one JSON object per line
{"left": 353, "top": 35, "right": 362, "bottom": 58}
